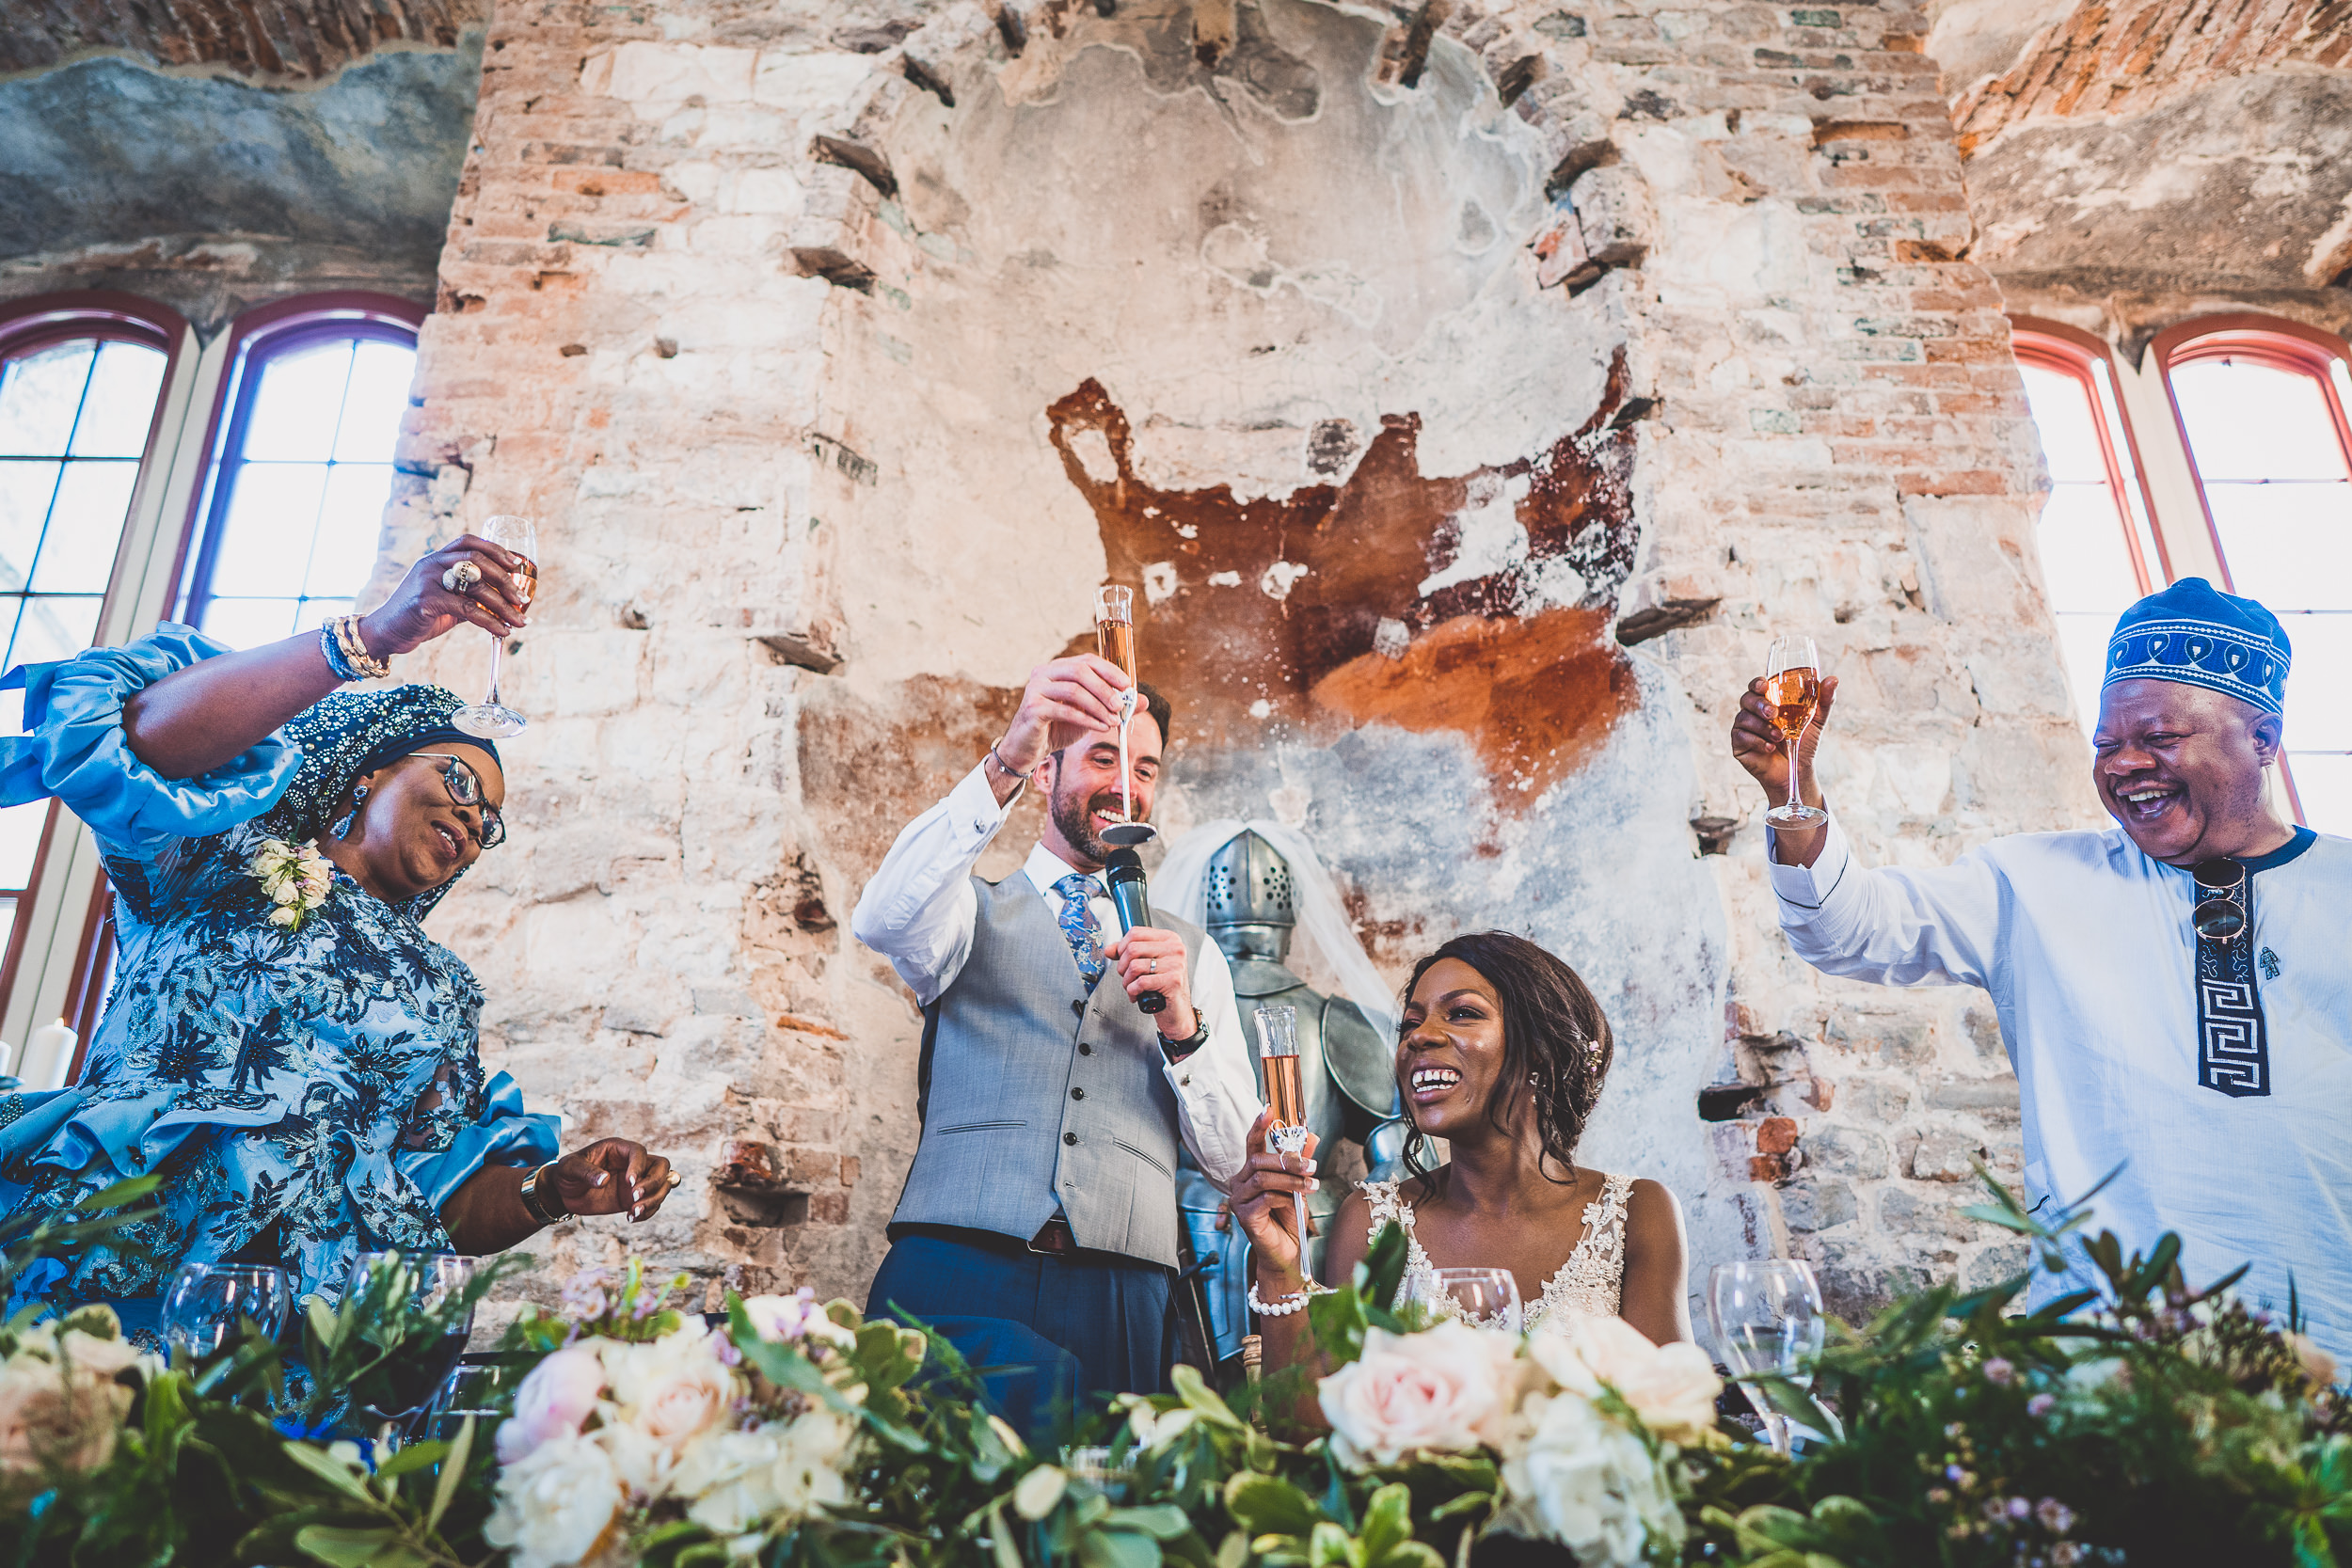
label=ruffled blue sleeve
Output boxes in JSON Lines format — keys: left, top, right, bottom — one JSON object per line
{"left": 0, "top": 625, "right": 300, "bottom": 864}
{"left": 395, "top": 1070, "right": 562, "bottom": 1212}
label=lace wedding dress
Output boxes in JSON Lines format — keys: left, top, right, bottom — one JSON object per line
{"left": 1360, "top": 1173, "right": 1633, "bottom": 1332}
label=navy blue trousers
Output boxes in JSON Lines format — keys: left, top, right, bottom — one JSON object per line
{"left": 866, "top": 1230, "right": 1175, "bottom": 1415}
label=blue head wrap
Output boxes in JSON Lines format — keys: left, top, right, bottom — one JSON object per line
{"left": 2103, "top": 577, "right": 2290, "bottom": 717}
{"left": 258, "top": 684, "right": 501, "bottom": 920}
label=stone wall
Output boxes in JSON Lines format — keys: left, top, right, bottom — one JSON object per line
{"left": 392, "top": 0, "right": 2088, "bottom": 1329}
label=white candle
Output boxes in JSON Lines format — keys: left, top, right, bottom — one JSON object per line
{"left": 19, "top": 1020, "right": 75, "bottom": 1092}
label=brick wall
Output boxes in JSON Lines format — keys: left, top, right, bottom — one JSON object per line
{"left": 397, "top": 0, "right": 2089, "bottom": 1326}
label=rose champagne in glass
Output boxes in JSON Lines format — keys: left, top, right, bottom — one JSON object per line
{"left": 1762, "top": 634, "right": 1827, "bottom": 828}
{"left": 1093, "top": 584, "right": 1154, "bottom": 847}
{"left": 454, "top": 514, "right": 538, "bottom": 739}
{"left": 1256, "top": 1005, "right": 1311, "bottom": 1251}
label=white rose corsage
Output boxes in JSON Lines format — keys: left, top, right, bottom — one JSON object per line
{"left": 249, "top": 837, "right": 335, "bottom": 931}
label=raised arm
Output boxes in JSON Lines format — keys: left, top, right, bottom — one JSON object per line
{"left": 120, "top": 535, "right": 531, "bottom": 780}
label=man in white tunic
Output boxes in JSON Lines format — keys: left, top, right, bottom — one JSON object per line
{"left": 1731, "top": 578, "right": 2352, "bottom": 1358}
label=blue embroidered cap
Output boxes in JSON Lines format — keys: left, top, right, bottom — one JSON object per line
{"left": 2103, "top": 577, "right": 2290, "bottom": 716}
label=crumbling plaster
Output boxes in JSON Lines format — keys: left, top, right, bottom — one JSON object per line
{"left": 379, "top": 0, "right": 2085, "bottom": 1334}
{"left": 0, "top": 39, "right": 483, "bottom": 331}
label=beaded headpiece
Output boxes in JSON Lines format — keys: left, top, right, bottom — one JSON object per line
{"left": 258, "top": 684, "right": 501, "bottom": 920}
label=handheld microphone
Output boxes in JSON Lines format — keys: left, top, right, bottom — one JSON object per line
{"left": 1103, "top": 848, "right": 1166, "bottom": 1015}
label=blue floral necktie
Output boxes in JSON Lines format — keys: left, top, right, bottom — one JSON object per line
{"left": 1054, "top": 873, "right": 1106, "bottom": 992}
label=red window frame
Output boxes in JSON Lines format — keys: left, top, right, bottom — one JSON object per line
{"left": 2010, "top": 316, "right": 2168, "bottom": 594}
{"left": 173, "top": 291, "right": 426, "bottom": 630}
{"left": 0, "top": 292, "right": 190, "bottom": 1033}
{"left": 2151, "top": 313, "right": 2352, "bottom": 829}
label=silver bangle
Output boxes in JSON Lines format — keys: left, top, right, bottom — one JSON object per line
{"left": 1248, "top": 1279, "right": 1331, "bottom": 1317}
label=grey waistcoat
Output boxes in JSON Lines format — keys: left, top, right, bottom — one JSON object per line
{"left": 890, "top": 872, "right": 1203, "bottom": 1270}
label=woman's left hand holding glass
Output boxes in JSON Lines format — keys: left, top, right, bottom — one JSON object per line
{"left": 550, "top": 1138, "right": 677, "bottom": 1223}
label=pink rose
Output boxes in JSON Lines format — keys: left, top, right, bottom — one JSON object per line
{"left": 498, "top": 1345, "right": 608, "bottom": 1465}
{"left": 1318, "top": 1322, "right": 1524, "bottom": 1467}
{"left": 604, "top": 1326, "right": 740, "bottom": 1453}
{"left": 0, "top": 1361, "right": 129, "bottom": 1476}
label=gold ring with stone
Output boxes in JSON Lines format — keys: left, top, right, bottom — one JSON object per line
{"left": 441, "top": 560, "right": 484, "bottom": 594}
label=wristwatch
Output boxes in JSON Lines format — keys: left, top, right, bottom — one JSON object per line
{"left": 1158, "top": 1018, "right": 1210, "bottom": 1064}
{"left": 518, "top": 1161, "right": 571, "bottom": 1226}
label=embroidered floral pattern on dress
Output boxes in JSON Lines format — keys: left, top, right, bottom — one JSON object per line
{"left": 1360, "top": 1173, "right": 1633, "bottom": 1333}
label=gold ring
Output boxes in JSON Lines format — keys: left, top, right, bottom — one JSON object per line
{"left": 663, "top": 1170, "right": 682, "bottom": 1190}
{"left": 441, "top": 560, "right": 483, "bottom": 594}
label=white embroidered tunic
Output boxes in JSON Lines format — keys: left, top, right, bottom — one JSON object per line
{"left": 1771, "top": 815, "right": 2352, "bottom": 1361}
{"left": 1361, "top": 1173, "right": 1632, "bottom": 1333}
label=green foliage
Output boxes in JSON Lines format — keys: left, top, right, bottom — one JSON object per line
{"left": 294, "top": 1252, "right": 530, "bottom": 1433}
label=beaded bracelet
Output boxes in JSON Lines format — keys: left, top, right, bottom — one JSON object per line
{"left": 318, "top": 624, "right": 365, "bottom": 683}
{"left": 327, "top": 614, "right": 391, "bottom": 680}
{"left": 1248, "top": 1279, "right": 1333, "bottom": 1317}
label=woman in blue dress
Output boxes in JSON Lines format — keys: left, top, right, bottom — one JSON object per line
{"left": 0, "top": 532, "right": 675, "bottom": 1329}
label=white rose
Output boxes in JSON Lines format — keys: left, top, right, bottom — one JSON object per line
{"left": 674, "top": 1426, "right": 788, "bottom": 1535}
{"left": 267, "top": 907, "right": 300, "bottom": 928}
{"left": 771, "top": 1407, "right": 857, "bottom": 1516}
{"left": 603, "top": 1324, "right": 741, "bottom": 1454}
{"left": 270, "top": 879, "right": 301, "bottom": 906}
{"left": 739, "top": 1291, "right": 818, "bottom": 1343}
{"left": 484, "top": 1433, "right": 626, "bottom": 1568}
{"left": 596, "top": 1414, "right": 679, "bottom": 1502}
{"left": 0, "top": 1360, "right": 129, "bottom": 1476}
{"left": 56, "top": 1329, "right": 150, "bottom": 1380}
{"left": 1496, "top": 1387, "right": 1683, "bottom": 1568}
{"left": 1317, "top": 1322, "right": 1524, "bottom": 1468}
{"left": 1534, "top": 1317, "right": 1721, "bottom": 1443}
{"left": 498, "top": 1345, "right": 608, "bottom": 1465}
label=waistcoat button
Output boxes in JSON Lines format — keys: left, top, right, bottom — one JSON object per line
{"left": 1071, "top": 1086, "right": 1086, "bottom": 1101}
{"left": 1063, "top": 1131, "right": 1078, "bottom": 1146}
{"left": 1078, "top": 1042, "right": 1093, "bottom": 1055}
{"left": 1071, "top": 999, "right": 1086, "bottom": 1018}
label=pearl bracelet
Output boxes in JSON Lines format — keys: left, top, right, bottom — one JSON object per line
{"left": 1248, "top": 1280, "right": 1333, "bottom": 1317}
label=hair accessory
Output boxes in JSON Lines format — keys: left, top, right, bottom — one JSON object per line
{"left": 1248, "top": 1280, "right": 1333, "bottom": 1317}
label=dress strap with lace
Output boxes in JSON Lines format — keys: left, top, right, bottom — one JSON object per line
{"left": 1360, "top": 1172, "right": 1634, "bottom": 1333}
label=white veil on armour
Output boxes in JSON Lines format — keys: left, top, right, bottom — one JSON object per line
{"left": 1153, "top": 820, "right": 1400, "bottom": 1039}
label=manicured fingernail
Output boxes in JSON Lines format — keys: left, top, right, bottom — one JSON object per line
{"left": 596, "top": 1173, "right": 611, "bottom": 1185}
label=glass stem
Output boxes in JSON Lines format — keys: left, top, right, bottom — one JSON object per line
{"left": 1117, "top": 696, "right": 1133, "bottom": 821}
{"left": 1785, "top": 734, "right": 1803, "bottom": 815}
{"left": 483, "top": 631, "right": 505, "bottom": 708}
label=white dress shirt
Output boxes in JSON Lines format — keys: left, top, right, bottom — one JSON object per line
{"left": 1771, "top": 814, "right": 2352, "bottom": 1359}
{"left": 850, "top": 761, "right": 1261, "bottom": 1189}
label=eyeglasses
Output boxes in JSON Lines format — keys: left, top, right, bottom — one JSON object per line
{"left": 408, "top": 752, "right": 506, "bottom": 849}
{"left": 2189, "top": 859, "right": 2246, "bottom": 942}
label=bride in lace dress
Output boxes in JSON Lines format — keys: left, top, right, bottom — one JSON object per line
{"left": 1231, "top": 931, "right": 1693, "bottom": 1367}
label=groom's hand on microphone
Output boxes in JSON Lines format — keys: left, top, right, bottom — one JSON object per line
{"left": 1106, "top": 927, "right": 1193, "bottom": 1037}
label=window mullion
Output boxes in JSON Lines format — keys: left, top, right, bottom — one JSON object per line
{"left": 2107, "top": 347, "right": 2228, "bottom": 585}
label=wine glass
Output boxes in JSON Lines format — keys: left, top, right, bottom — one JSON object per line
{"left": 1093, "top": 584, "right": 1154, "bottom": 847}
{"left": 1256, "top": 1005, "right": 1312, "bottom": 1253}
{"left": 423, "top": 1361, "right": 512, "bottom": 1445}
{"left": 453, "top": 514, "right": 538, "bottom": 738}
{"left": 1707, "top": 1259, "right": 1826, "bottom": 1454}
{"left": 1411, "top": 1267, "right": 1523, "bottom": 1332}
{"left": 346, "top": 1251, "right": 481, "bottom": 1442}
{"left": 1761, "top": 634, "right": 1828, "bottom": 829}
{"left": 161, "top": 1262, "right": 291, "bottom": 1364}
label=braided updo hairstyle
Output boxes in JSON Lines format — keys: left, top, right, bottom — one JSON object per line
{"left": 1398, "top": 931, "right": 1616, "bottom": 1190}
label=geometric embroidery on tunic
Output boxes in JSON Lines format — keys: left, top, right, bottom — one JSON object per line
{"left": 2196, "top": 874, "right": 2269, "bottom": 1099}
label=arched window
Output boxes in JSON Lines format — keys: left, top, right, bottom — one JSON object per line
{"left": 2154, "top": 317, "right": 2352, "bottom": 832}
{"left": 2010, "top": 321, "right": 2164, "bottom": 736}
{"left": 181, "top": 295, "right": 422, "bottom": 646}
{"left": 0, "top": 293, "right": 184, "bottom": 1039}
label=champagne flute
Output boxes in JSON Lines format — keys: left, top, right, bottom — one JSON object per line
{"left": 453, "top": 514, "right": 538, "bottom": 739}
{"left": 162, "top": 1262, "right": 291, "bottom": 1364}
{"left": 1707, "top": 1259, "right": 1826, "bottom": 1455}
{"left": 1093, "top": 584, "right": 1154, "bottom": 847}
{"left": 1410, "top": 1267, "right": 1523, "bottom": 1332}
{"left": 1256, "top": 1005, "right": 1312, "bottom": 1257}
{"left": 1761, "top": 634, "right": 1828, "bottom": 828}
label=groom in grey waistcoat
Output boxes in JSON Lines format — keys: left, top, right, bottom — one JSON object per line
{"left": 850, "top": 654, "right": 1260, "bottom": 1402}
